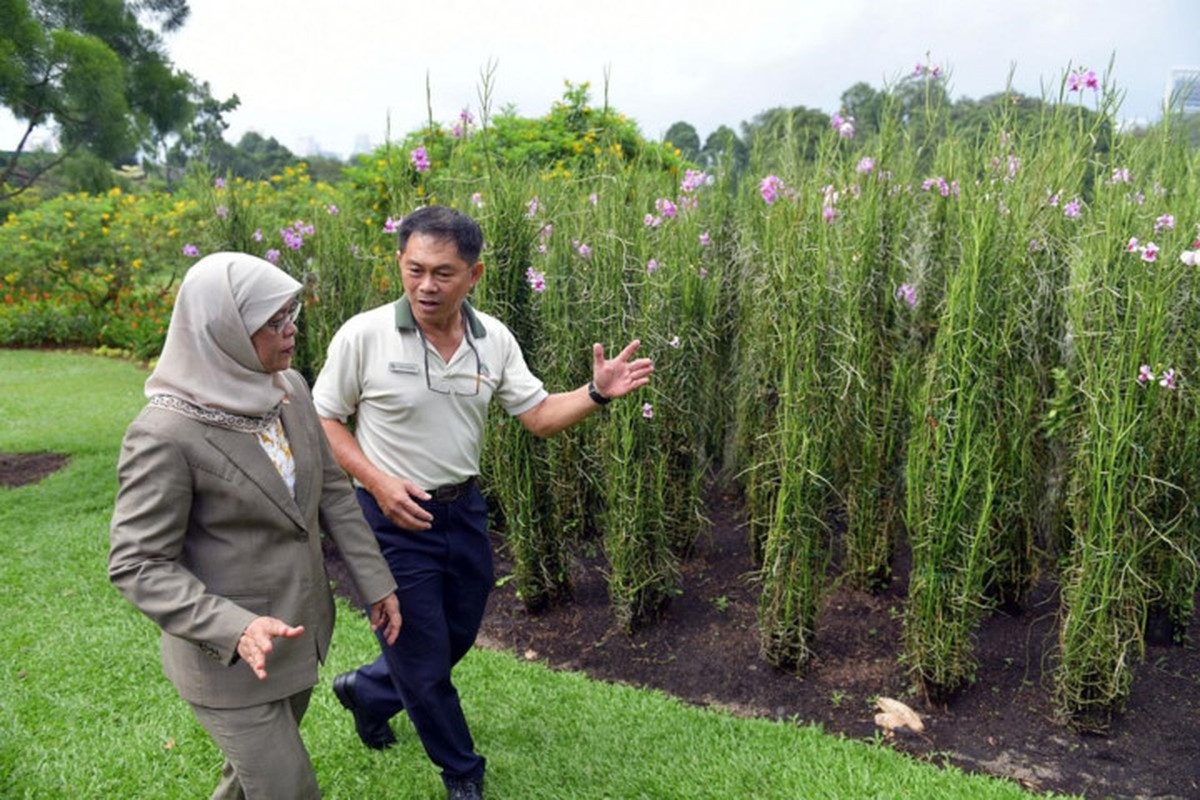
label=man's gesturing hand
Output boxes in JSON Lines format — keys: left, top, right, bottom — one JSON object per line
{"left": 591, "top": 340, "right": 654, "bottom": 400}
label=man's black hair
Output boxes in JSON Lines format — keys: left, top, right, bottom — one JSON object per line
{"left": 397, "top": 206, "right": 484, "bottom": 263}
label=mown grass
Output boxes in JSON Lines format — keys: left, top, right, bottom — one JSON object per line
{"left": 0, "top": 349, "right": 1074, "bottom": 799}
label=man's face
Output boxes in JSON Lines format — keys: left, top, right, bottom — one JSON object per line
{"left": 398, "top": 232, "right": 483, "bottom": 333}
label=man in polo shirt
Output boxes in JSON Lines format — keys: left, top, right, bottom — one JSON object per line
{"left": 312, "top": 205, "right": 652, "bottom": 800}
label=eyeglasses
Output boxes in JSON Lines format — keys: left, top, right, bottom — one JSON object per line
{"left": 264, "top": 300, "right": 302, "bottom": 334}
{"left": 417, "top": 327, "right": 482, "bottom": 397}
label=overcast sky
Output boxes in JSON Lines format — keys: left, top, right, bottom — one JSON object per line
{"left": 3, "top": 0, "right": 1198, "bottom": 159}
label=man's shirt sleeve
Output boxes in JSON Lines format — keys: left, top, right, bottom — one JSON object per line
{"left": 311, "top": 323, "right": 363, "bottom": 423}
{"left": 494, "top": 324, "right": 548, "bottom": 416}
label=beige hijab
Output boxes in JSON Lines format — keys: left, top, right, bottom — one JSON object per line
{"left": 145, "top": 252, "right": 302, "bottom": 417}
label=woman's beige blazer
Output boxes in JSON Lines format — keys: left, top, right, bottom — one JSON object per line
{"left": 109, "top": 370, "right": 395, "bottom": 709}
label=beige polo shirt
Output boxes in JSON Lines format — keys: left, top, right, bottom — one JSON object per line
{"left": 312, "top": 297, "right": 547, "bottom": 490}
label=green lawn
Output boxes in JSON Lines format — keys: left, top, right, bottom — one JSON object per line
{"left": 0, "top": 349, "right": 1074, "bottom": 799}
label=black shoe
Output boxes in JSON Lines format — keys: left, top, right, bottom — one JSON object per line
{"left": 445, "top": 777, "right": 484, "bottom": 800}
{"left": 332, "top": 671, "right": 396, "bottom": 750}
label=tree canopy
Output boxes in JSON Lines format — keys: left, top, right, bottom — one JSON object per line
{"left": 213, "top": 131, "right": 297, "bottom": 181}
{"left": 740, "top": 106, "right": 829, "bottom": 163}
{"left": 701, "top": 125, "right": 748, "bottom": 174}
{"left": 0, "top": 0, "right": 197, "bottom": 198}
{"left": 664, "top": 121, "right": 700, "bottom": 163}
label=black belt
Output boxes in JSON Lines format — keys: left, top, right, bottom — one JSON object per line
{"left": 428, "top": 476, "right": 476, "bottom": 504}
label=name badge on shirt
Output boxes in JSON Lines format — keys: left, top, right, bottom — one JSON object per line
{"left": 388, "top": 361, "right": 421, "bottom": 374}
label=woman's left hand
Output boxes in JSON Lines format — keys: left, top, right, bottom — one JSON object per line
{"left": 237, "top": 616, "right": 306, "bottom": 680}
{"left": 369, "top": 593, "right": 402, "bottom": 645}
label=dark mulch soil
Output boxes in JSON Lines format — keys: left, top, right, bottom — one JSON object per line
{"left": 469, "top": 498, "right": 1200, "bottom": 800}
{"left": 11, "top": 453, "right": 1190, "bottom": 799}
{"left": 0, "top": 452, "right": 70, "bottom": 488}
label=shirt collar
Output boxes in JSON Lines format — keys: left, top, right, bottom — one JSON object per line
{"left": 394, "top": 295, "right": 487, "bottom": 339}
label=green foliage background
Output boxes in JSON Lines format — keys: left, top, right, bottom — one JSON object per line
{"left": 2, "top": 71, "right": 1199, "bottom": 732}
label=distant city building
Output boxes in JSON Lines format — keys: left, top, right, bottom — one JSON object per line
{"left": 1165, "top": 67, "right": 1200, "bottom": 114}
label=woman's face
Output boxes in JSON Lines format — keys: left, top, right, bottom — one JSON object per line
{"left": 251, "top": 298, "right": 300, "bottom": 373}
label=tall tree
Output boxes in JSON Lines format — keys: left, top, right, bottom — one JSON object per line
{"left": 740, "top": 106, "right": 829, "bottom": 164}
{"left": 701, "top": 125, "right": 748, "bottom": 175}
{"left": 663, "top": 121, "right": 701, "bottom": 163}
{"left": 889, "top": 71, "right": 952, "bottom": 146}
{"left": 840, "top": 82, "right": 884, "bottom": 139}
{"left": 159, "top": 77, "right": 240, "bottom": 185}
{"left": 214, "top": 131, "right": 296, "bottom": 181}
{"left": 0, "top": 0, "right": 193, "bottom": 198}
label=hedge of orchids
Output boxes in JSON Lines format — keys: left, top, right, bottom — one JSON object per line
{"left": 462, "top": 159, "right": 730, "bottom": 628}
{"left": 731, "top": 69, "right": 1200, "bottom": 729}
{"left": 1051, "top": 111, "right": 1200, "bottom": 730}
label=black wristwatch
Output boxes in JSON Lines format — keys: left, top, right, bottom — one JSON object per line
{"left": 587, "top": 380, "right": 611, "bottom": 406}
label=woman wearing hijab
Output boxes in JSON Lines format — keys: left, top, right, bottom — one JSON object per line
{"left": 109, "top": 252, "right": 401, "bottom": 799}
